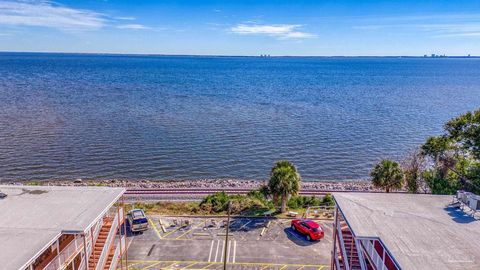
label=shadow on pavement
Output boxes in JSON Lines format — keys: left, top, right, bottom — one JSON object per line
{"left": 283, "top": 228, "right": 320, "bottom": 247}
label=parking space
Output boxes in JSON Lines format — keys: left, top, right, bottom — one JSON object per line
{"left": 123, "top": 260, "right": 328, "bottom": 270}
{"left": 123, "top": 216, "right": 333, "bottom": 270}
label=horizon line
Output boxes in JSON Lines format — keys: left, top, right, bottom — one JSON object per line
{"left": 1, "top": 50, "right": 478, "bottom": 58}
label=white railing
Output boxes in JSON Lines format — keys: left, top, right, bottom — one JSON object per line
{"left": 108, "top": 245, "right": 120, "bottom": 270}
{"left": 336, "top": 222, "right": 351, "bottom": 270}
{"left": 119, "top": 206, "right": 124, "bottom": 223}
{"left": 77, "top": 256, "right": 86, "bottom": 270}
{"left": 42, "top": 236, "right": 84, "bottom": 270}
{"left": 108, "top": 235, "right": 126, "bottom": 270}
{"left": 92, "top": 218, "right": 104, "bottom": 243}
{"left": 360, "top": 239, "right": 388, "bottom": 270}
{"left": 85, "top": 218, "right": 104, "bottom": 258}
{"left": 95, "top": 212, "right": 119, "bottom": 270}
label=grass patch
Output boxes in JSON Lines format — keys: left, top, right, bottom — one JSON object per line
{"left": 125, "top": 201, "right": 206, "bottom": 216}
{"left": 125, "top": 191, "right": 334, "bottom": 219}
{"left": 25, "top": 181, "right": 42, "bottom": 186}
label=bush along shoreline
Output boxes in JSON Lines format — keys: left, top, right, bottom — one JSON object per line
{"left": 126, "top": 190, "right": 334, "bottom": 218}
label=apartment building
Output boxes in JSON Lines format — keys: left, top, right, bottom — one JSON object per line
{"left": 0, "top": 185, "right": 127, "bottom": 270}
{"left": 331, "top": 192, "right": 480, "bottom": 270}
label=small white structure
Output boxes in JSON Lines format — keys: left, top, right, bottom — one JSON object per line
{"left": 455, "top": 190, "right": 480, "bottom": 216}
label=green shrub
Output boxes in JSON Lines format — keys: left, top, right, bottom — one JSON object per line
{"left": 200, "top": 192, "right": 230, "bottom": 212}
{"left": 287, "top": 195, "right": 322, "bottom": 209}
{"left": 25, "top": 181, "right": 41, "bottom": 186}
{"left": 322, "top": 193, "right": 334, "bottom": 206}
{"left": 199, "top": 191, "right": 273, "bottom": 215}
{"left": 247, "top": 190, "right": 266, "bottom": 201}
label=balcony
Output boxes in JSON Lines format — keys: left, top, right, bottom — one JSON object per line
{"left": 41, "top": 235, "right": 84, "bottom": 270}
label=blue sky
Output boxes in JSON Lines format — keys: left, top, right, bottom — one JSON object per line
{"left": 0, "top": 0, "right": 480, "bottom": 56}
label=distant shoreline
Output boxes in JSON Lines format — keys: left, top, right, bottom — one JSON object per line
{"left": 1, "top": 51, "right": 479, "bottom": 58}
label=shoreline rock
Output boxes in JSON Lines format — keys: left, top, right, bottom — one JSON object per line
{"left": 4, "top": 178, "right": 381, "bottom": 192}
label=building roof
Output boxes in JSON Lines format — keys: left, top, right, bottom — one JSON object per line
{"left": 334, "top": 193, "right": 480, "bottom": 270}
{"left": 0, "top": 185, "right": 125, "bottom": 270}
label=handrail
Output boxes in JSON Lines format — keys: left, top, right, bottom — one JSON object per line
{"left": 78, "top": 256, "right": 86, "bottom": 270}
{"left": 108, "top": 215, "right": 126, "bottom": 270}
{"left": 336, "top": 223, "right": 350, "bottom": 270}
{"left": 92, "top": 218, "right": 103, "bottom": 243}
{"left": 108, "top": 236, "right": 125, "bottom": 270}
{"left": 95, "top": 212, "right": 119, "bottom": 270}
{"left": 360, "top": 239, "right": 395, "bottom": 270}
{"left": 108, "top": 245, "right": 120, "bottom": 270}
{"left": 42, "top": 236, "right": 84, "bottom": 270}
{"left": 87, "top": 219, "right": 103, "bottom": 257}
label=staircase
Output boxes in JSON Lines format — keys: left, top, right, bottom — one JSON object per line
{"left": 88, "top": 219, "right": 112, "bottom": 270}
{"left": 334, "top": 219, "right": 363, "bottom": 270}
{"left": 339, "top": 225, "right": 361, "bottom": 270}
{"left": 103, "top": 244, "right": 116, "bottom": 270}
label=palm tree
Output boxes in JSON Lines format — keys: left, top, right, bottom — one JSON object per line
{"left": 268, "top": 160, "right": 301, "bottom": 213}
{"left": 370, "top": 159, "right": 404, "bottom": 193}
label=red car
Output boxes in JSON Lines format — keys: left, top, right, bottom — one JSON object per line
{"left": 291, "top": 219, "right": 324, "bottom": 241}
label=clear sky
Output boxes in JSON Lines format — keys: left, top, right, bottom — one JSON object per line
{"left": 0, "top": 0, "right": 479, "bottom": 56}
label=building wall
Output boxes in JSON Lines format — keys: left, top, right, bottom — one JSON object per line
{"left": 27, "top": 202, "right": 126, "bottom": 270}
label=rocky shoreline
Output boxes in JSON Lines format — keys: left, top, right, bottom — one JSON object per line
{"left": 6, "top": 178, "right": 380, "bottom": 192}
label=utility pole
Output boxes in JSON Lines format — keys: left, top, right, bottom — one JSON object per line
{"left": 223, "top": 201, "right": 232, "bottom": 270}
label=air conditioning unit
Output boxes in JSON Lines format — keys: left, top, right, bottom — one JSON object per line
{"left": 468, "top": 194, "right": 480, "bottom": 211}
{"left": 460, "top": 192, "right": 469, "bottom": 204}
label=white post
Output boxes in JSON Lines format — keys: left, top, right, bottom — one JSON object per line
{"left": 336, "top": 220, "right": 350, "bottom": 270}
{"left": 355, "top": 239, "right": 367, "bottom": 270}
{"left": 83, "top": 234, "right": 89, "bottom": 270}
{"left": 56, "top": 239, "right": 62, "bottom": 268}
{"left": 382, "top": 247, "right": 386, "bottom": 270}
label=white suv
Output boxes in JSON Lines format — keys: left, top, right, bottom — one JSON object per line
{"left": 127, "top": 209, "right": 149, "bottom": 232}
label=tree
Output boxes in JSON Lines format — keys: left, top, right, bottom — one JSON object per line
{"left": 422, "top": 170, "right": 459, "bottom": 195}
{"left": 421, "top": 108, "right": 480, "bottom": 194}
{"left": 402, "top": 148, "right": 427, "bottom": 193}
{"left": 370, "top": 159, "right": 404, "bottom": 193}
{"left": 268, "top": 160, "right": 301, "bottom": 213}
{"left": 444, "top": 109, "right": 480, "bottom": 159}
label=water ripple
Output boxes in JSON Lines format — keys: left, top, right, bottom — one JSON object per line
{"left": 0, "top": 54, "right": 480, "bottom": 181}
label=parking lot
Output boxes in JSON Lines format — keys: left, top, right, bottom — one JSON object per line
{"left": 123, "top": 216, "right": 333, "bottom": 270}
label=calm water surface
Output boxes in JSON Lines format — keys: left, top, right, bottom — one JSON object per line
{"left": 1, "top": 53, "right": 479, "bottom": 181}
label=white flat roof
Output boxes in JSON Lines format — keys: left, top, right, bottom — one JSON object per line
{"left": 0, "top": 185, "right": 125, "bottom": 270}
{"left": 334, "top": 193, "right": 480, "bottom": 270}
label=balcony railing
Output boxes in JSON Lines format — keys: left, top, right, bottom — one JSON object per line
{"left": 42, "top": 236, "right": 84, "bottom": 270}
{"left": 108, "top": 235, "right": 126, "bottom": 270}
{"left": 95, "top": 209, "right": 120, "bottom": 270}
{"left": 359, "top": 239, "right": 401, "bottom": 270}
{"left": 39, "top": 206, "right": 123, "bottom": 270}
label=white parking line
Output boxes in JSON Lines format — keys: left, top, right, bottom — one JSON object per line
{"left": 232, "top": 240, "right": 237, "bottom": 263}
{"left": 207, "top": 240, "right": 214, "bottom": 262}
{"left": 213, "top": 240, "right": 220, "bottom": 262}
{"left": 226, "top": 240, "right": 231, "bottom": 262}
{"left": 238, "top": 220, "right": 252, "bottom": 231}
{"left": 220, "top": 240, "right": 225, "bottom": 263}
